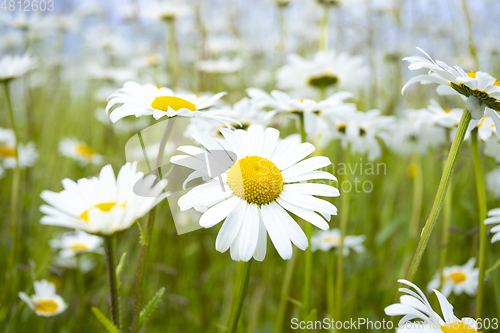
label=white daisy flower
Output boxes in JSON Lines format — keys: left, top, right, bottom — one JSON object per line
{"left": 380, "top": 109, "right": 446, "bottom": 156}
{"left": 486, "top": 167, "right": 500, "bottom": 198}
{"left": 39, "top": 162, "right": 168, "bottom": 236}
{"left": 59, "top": 138, "right": 104, "bottom": 167}
{"left": 49, "top": 230, "right": 104, "bottom": 258}
{"left": 140, "top": 0, "right": 191, "bottom": 21}
{"left": 427, "top": 258, "right": 479, "bottom": 297}
{"left": 196, "top": 57, "right": 244, "bottom": 74}
{"left": 171, "top": 125, "right": 339, "bottom": 261}
{"left": 184, "top": 97, "right": 270, "bottom": 138}
{"left": 105, "top": 81, "right": 234, "bottom": 125}
{"left": 53, "top": 256, "right": 96, "bottom": 273}
{"left": 247, "top": 88, "right": 355, "bottom": 135}
{"left": 485, "top": 135, "right": 500, "bottom": 163}
{"left": 276, "top": 51, "right": 368, "bottom": 97}
{"left": 485, "top": 207, "right": 500, "bottom": 243}
{"left": 311, "top": 228, "right": 365, "bottom": 256}
{"left": 468, "top": 115, "right": 497, "bottom": 141}
{"left": 402, "top": 47, "right": 500, "bottom": 130}
{"left": 0, "top": 53, "right": 37, "bottom": 82}
{"left": 0, "top": 128, "right": 38, "bottom": 169}
{"left": 328, "top": 109, "right": 394, "bottom": 161}
{"left": 385, "top": 279, "right": 480, "bottom": 332}
{"left": 18, "top": 280, "right": 68, "bottom": 317}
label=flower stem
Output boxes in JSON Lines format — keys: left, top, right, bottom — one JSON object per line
{"left": 320, "top": 3, "right": 330, "bottom": 51}
{"left": 439, "top": 155, "right": 452, "bottom": 289}
{"left": 2, "top": 81, "right": 22, "bottom": 305}
{"left": 298, "top": 113, "right": 313, "bottom": 321}
{"left": 335, "top": 147, "right": 350, "bottom": 325}
{"left": 227, "top": 260, "right": 252, "bottom": 333}
{"left": 274, "top": 252, "right": 297, "bottom": 333}
{"left": 405, "top": 109, "right": 472, "bottom": 281}
{"left": 130, "top": 119, "right": 174, "bottom": 332}
{"left": 471, "top": 129, "right": 487, "bottom": 318}
{"left": 105, "top": 236, "right": 121, "bottom": 330}
{"left": 326, "top": 254, "right": 335, "bottom": 319}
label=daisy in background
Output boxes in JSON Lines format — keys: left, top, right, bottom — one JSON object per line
{"left": 171, "top": 125, "right": 339, "bottom": 261}
{"left": 18, "top": 280, "right": 68, "bottom": 317}
{"left": 39, "top": 162, "right": 168, "bottom": 236}
{"left": 140, "top": 0, "right": 191, "bottom": 21}
{"left": 0, "top": 52, "right": 37, "bottom": 82}
{"left": 53, "top": 256, "right": 96, "bottom": 274}
{"left": 105, "top": 81, "right": 236, "bottom": 126}
{"left": 427, "top": 258, "right": 479, "bottom": 297}
{"left": 59, "top": 138, "right": 104, "bottom": 167}
{"left": 486, "top": 167, "right": 500, "bottom": 198}
{"left": 402, "top": 47, "right": 500, "bottom": 132}
{"left": 184, "top": 97, "right": 270, "bottom": 138}
{"left": 49, "top": 230, "right": 104, "bottom": 258}
{"left": 485, "top": 135, "right": 500, "bottom": 163}
{"left": 385, "top": 279, "right": 480, "bottom": 332}
{"left": 247, "top": 87, "right": 356, "bottom": 136}
{"left": 0, "top": 127, "right": 38, "bottom": 169}
{"left": 485, "top": 207, "right": 500, "bottom": 243}
{"left": 311, "top": 228, "right": 365, "bottom": 255}
{"left": 276, "top": 51, "right": 368, "bottom": 98}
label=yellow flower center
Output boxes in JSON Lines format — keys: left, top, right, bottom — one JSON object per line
{"left": 79, "top": 202, "right": 123, "bottom": 223}
{"left": 308, "top": 74, "right": 338, "bottom": 88}
{"left": 75, "top": 143, "right": 96, "bottom": 158}
{"left": 467, "top": 70, "right": 500, "bottom": 86}
{"left": 406, "top": 164, "right": 418, "bottom": 179}
{"left": 443, "top": 271, "right": 467, "bottom": 284}
{"left": 323, "top": 236, "right": 341, "bottom": 245}
{"left": 70, "top": 243, "right": 89, "bottom": 252}
{"left": 34, "top": 300, "right": 59, "bottom": 314}
{"left": 227, "top": 156, "right": 283, "bottom": 205}
{"left": 443, "top": 108, "right": 452, "bottom": 114}
{"left": 441, "top": 321, "right": 479, "bottom": 332}
{"left": 151, "top": 96, "right": 197, "bottom": 112}
{"left": 0, "top": 145, "right": 16, "bottom": 158}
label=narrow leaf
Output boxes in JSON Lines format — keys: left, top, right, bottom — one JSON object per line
{"left": 116, "top": 252, "right": 127, "bottom": 287}
{"left": 91, "top": 307, "right": 119, "bottom": 333}
{"left": 138, "top": 287, "right": 165, "bottom": 331}
{"left": 137, "top": 221, "right": 148, "bottom": 245}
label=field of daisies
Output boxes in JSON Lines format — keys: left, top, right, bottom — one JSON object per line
{"left": 2, "top": 0, "right": 500, "bottom": 332}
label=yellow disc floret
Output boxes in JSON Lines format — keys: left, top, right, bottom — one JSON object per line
{"left": 443, "top": 271, "right": 467, "bottom": 284}
{"left": 227, "top": 156, "right": 283, "bottom": 205}
{"left": 75, "top": 144, "right": 96, "bottom": 158}
{"left": 151, "top": 96, "right": 197, "bottom": 112}
{"left": 79, "top": 202, "right": 124, "bottom": 223}
{"left": 34, "top": 300, "right": 59, "bottom": 314}
{"left": 441, "top": 321, "right": 479, "bottom": 333}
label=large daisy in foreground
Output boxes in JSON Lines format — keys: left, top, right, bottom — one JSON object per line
{"left": 385, "top": 279, "right": 480, "bottom": 332}
{"left": 171, "top": 125, "right": 339, "bottom": 261}
{"left": 105, "top": 81, "right": 235, "bottom": 125}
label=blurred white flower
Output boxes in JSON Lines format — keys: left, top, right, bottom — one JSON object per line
{"left": 171, "top": 125, "right": 339, "bottom": 261}
{"left": 49, "top": 230, "right": 104, "bottom": 258}
{"left": 485, "top": 207, "right": 500, "bottom": 243}
{"left": 141, "top": 1, "right": 191, "bottom": 21}
{"left": 385, "top": 279, "right": 480, "bottom": 332}
{"left": 106, "top": 82, "right": 234, "bottom": 125}
{"left": 0, "top": 53, "right": 37, "bottom": 82}
{"left": 40, "top": 162, "right": 168, "bottom": 236}
{"left": 427, "top": 258, "right": 479, "bottom": 297}
{"left": 485, "top": 135, "right": 500, "bottom": 163}
{"left": 486, "top": 167, "right": 500, "bottom": 198}
{"left": 196, "top": 57, "right": 243, "bottom": 74}
{"left": 18, "top": 280, "right": 67, "bottom": 317}
{"left": 311, "top": 228, "right": 365, "bottom": 255}
{"left": 59, "top": 138, "right": 104, "bottom": 167}
{"left": 276, "top": 51, "right": 368, "bottom": 97}
{"left": 0, "top": 128, "right": 38, "bottom": 169}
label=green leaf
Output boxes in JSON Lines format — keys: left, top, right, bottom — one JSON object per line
{"left": 287, "top": 297, "right": 303, "bottom": 308}
{"left": 138, "top": 287, "right": 165, "bottom": 331}
{"left": 91, "top": 307, "right": 119, "bottom": 333}
{"left": 304, "top": 308, "right": 318, "bottom": 322}
{"left": 137, "top": 221, "right": 148, "bottom": 245}
{"left": 486, "top": 257, "right": 500, "bottom": 277}
{"left": 116, "top": 252, "right": 127, "bottom": 287}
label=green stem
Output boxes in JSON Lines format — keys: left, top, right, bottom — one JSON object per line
{"left": 105, "top": 237, "right": 121, "bottom": 330}
{"left": 335, "top": 147, "right": 350, "bottom": 325}
{"left": 2, "top": 81, "right": 21, "bottom": 305}
{"left": 298, "top": 113, "right": 313, "bottom": 322}
{"left": 326, "top": 254, "right": 335, "bottom": 319}
{"left": 439, "top": 157, "right": 452, "bottom": 289}
{"left": 405, "top": 109, "right": 472, "bottom": 281}
{"left": 130, "top": 119, "right": 174, "bottom": 332}
{"left": 227, "top": 260, "right": 252, "bottom": 333}
{"left": 275, "top": 252, "right": 297, "bottom": 333}
{"left": 472, "top": 129, "right": 487, "bottom": 318}
{"left": 320, "top": 3, "right": 329, "bottom": 51}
